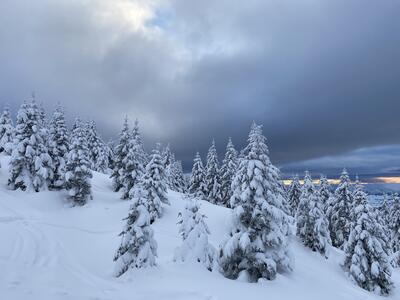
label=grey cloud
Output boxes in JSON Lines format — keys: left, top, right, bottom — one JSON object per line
{"left": 0, "top": 0, "right": 400, "bottom": 173}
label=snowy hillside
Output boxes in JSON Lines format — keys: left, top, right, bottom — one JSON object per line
{"left": 0, "top": 154, "right": 398, "bottom": 300}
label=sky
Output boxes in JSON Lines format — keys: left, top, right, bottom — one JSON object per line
{"left": 0, "top": 0, "right": 400, "bottom": 175}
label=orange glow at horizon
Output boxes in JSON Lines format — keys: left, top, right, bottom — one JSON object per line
{"left": 283, "top": 176, "right": 400, "bottom": 186}
{"left": 375, "top": 177, "right": 400, "bottom": 184}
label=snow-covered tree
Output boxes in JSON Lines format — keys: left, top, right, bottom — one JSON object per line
{"left": 296, "top": 172, "right": 331, "bottom": 257}
{"left": 168, "top": 160, "right": 187, "bottom": 193}
{"left": 120, "top": 125, "right": 146, "bottom": 200}
{"left": 188, "top": 152, "right": 207, "bottom": 197}
{"left": 139, "top": 145, "right": 169, "bottom": 223}
{"left": 0, "top": 105, "right": 14, "bottom": 154}
{"left": 219, "top": 123, "right": 292, "bottom": 281}
{"left": 86, "top": 120, "right": 109, "bottom": 173}
{"left": 48, "top": 105, "right": 69, "bottom": 189}
{"left": 111, "top": 117, "right": 130, "bottom": 192}
{"left": 326, "top": 169, "right": 353, "bottom": 248}
{"left": 287, "top": 175, "right": 301, "bottom": 216}
{"left": 219, "top": 138, "right": 238, "bottom": 207}
{"left": 343, "top": 183, "right": 393, "bottom": 295}
{"left": 174, "top": 199, "right": 216, "bottom": 270}
{"left": 319, "top": 175, "right": 331, "bottom": 212}
{"left": 8, "top": 100, "right": 53, "bottom": 192}
{"left": 379, "top": 194, "right": 391, "bottom": 228}
{"left": 65, "top": 119, "right": 92, "bottom": 206}
{"left": 132, "top": 119, "right": 148, "bottom": 166}
{"left": 114, "top": 185, "right": 157, "bottom": 277}
{"left": 204, "top": 140, "right": 222, "bottom": 204}
{"left": 389, "top": 193, "right": 400, "bottom": 267}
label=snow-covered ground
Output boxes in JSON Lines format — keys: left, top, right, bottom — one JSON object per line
{"left": 0, "top": 155, "right": 398, "bottom": 300}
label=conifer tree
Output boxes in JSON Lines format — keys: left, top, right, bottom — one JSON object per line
{"left": 111, "top": 117, "right": 131, "bottom": 192}
{"left": 65, "top": 119, "right": 92, "bottom": 206}
{"left": 139, "top": 145, "right": 169, "bottom": 223}
{"left": 326, "top": 169, "right": 353, "bottom": 248}
{"left": 174, "top": 199, "right": 216, "bottom": 270}
{"left": 120, "top": 126, "right": 146, "bottom": 199}
{"left": 169, "top": 160, "right": 187, "bottom": 193}
{"left": 86, "top": 120, "right": 109, "bottom": 173}
{"left": 389, "top": 193, "right": 400, "bottom": 267}
{"left": 48, "top": 104, "right": 69, "bottom": 189}
{"left": 379, "top": 194, "right": 391, "bottom": 228}
{"left": 343, "top": 183, "right": 393, "bottom": 295}
{"left": 114, "top": 185, "right": 157, "bottom": 277}
{"left": 188, "top": 152, "right": 207, "bottom": 197}
{"left": 8, "top": 100, "right": 53, "bottom": 192}
{"left": 219, "top": 123, "right": 292, "bottom": 281}
{"left": 296, "top": 172, "right": 331, "bottom": 257}
{"left": 287, "top": 175, "right": 301, "bottom": 216}
{"left": 319, "top": 175, "right": 331, "bottom": 212}
{"left": 204, "top": 140, "right": 222, "bottom": 204}
{"left": 132, "top": 119, "right": 148, "bottom": 166}
{"left": 0, "top": 105, "right": 14, "bottom": 154}
{"left": 219, "top": 138, "right": 238, "bottom": 207}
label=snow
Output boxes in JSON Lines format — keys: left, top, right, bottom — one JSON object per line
{"left": 0, "top": 154, "right": 399, "bottom": 300}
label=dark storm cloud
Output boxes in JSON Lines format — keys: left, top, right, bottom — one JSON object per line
{"left": 0, "top": 0, "right": 399, "bottom": 172}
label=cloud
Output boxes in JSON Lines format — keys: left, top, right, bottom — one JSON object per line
{"left": 0, "top": 0, "right": 399, "bottom": 172}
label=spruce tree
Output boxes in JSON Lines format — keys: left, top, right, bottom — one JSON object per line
{"left": 132, "top": 119, "right": 148, "bottom": 167}
{"left": 204, "top": 140, "right": 222, "bottom": 204}
{"left": 120, "top": 126, "right": 146, "bottom": 199}
{"left": 343, "top": 183, "right": 393, "bottom": 295}
{"left": 65, "top": 119, "right": 92, "bottom": 206}
{"left": 8, "top": 100, "right": 53, "bottom": 192}
{"left": 114, "top": 185, "right": 157, "bottom": 277}
{"left": 319, "top": 175, "right": 331, "bottom": 212}
{"left": 48, "top": 104, "right": 69, "bottom": 189}
{"left": 296, "top": 172, "right": 331, "bottom": 257}
{"left": 111, "top": 117, "right": 131, "bottom": 192}
{"left": 219, "top": 123, "right": 292, "bottom": 281}
{"left": 326, "top": 169, "right": 353, "bottom": 248}
{"left": 287, "top": 175, "right": 301, "bottom": 216}
{"left": 379, "top": 194, "right": 391, "bottom": 228}
{"left": 219, "top": 138, "right": 238, "bottom": 207}
{"left": 0, "top": 105, "right": 14, "bottom": 154}
{"left": 174, "top": 199, "right": 216, "bottom": 270}
{"left": 188, "top": 152, "right": 207, "bottom": 197}
{"left": 168, "top": 160, "right": 187, "bottom": 193}
{"left": 86, "top": 120, "right": 109, "bottom": 173}
{"left": 389, "top": 193, "right": 400, "bottom": 267}
{"left": 139, "top": 145, "right": 169, "bottom": 223}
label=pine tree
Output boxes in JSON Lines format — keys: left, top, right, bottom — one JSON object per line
{"left": 219, "top": 123, "right": 292, "bottom": 281}
{"left": 65, "top": 119, "right": 92, "bottom": 206}
{"left": 379, "top": 194, "right": 391, "bottom": 228}
{"left": 114, "top": 185, "right": 157, "bottom": 277}
{"left": 287, "top": 175, "right": 301, "bottom": 216}
{"left": 0, "top": 105, "right": 14, "bottom": 154}
{"left": 343, "top": 183, "right": 393, "bottom": 295}
{"left": 111, "top": 117, "right": 131, "bottom": 192}
{"left": 86, "top": 120, "right": 109, "bottom": 173}
{"left": 296, "top": 172, "right": 331, "bottom": 257}
{"left": 389, "top": 193, "right": 400, "bottom": 267}
{"left": 204, "top": 140, "right": 222, "bottom": 204}
{"left": 326, "top": 169, "right": 353, "bottom": 248}
{"left": 8, "top": 100, "right": 53, "bottom": 192}
{"left": 139, "top": 145, "right": 169, "bottom": 223}
{"left": 120, "top": 126, "right": 146, "bottom": 199}
{"left": 319, "top": 175, "right": 331, "bottom": 212}
{"left": 219, "top": 138, "right": 238, "bottom": 207}
{"left": 169, "top": 160, "right": 187, "bottom": 193}
{"left": 174, "top": 199, "right": 216, "bottom": 270}
{"left": 132, "top": 119, "right": 148, "bottom": 167}
{"left": 48, "top": 104, "right": 69, "bottom": 189}
{"left": 188, "top": 152, "right": 207, "bottom": 198}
